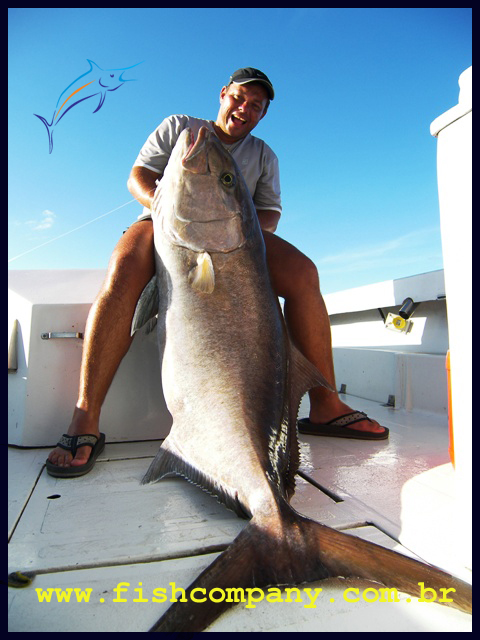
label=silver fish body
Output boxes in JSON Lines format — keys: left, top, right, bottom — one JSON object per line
{"left": 143, "top": 126, "right": 321, "bottom": 517}
{"left": 138, "top": 126, "right": 471, "bottom": 631}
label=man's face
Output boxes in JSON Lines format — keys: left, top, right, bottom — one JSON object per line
{"left": 214, "top": 82, "right": 269, "bottom": 144}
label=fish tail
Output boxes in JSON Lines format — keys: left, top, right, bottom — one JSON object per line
{"left": 150, "top": 503, "right": 471, "bottom": 631}
{"left": 34, "top": 113, "right": 54, "bottom": 154}
{"left": 149, "top": 520, "right": 272, "bottom": 632}
{"left": 306, "top": 513, "right": 472, "bottom": 614}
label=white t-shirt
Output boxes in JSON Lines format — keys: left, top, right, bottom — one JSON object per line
{"left": 133, "top": 115, "right": 282, "bottom": 220}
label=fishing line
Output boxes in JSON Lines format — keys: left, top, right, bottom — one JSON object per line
{"left": 8, "top": 197, "right": 139, "bottom": 264}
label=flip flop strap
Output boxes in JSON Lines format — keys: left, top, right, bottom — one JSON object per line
{"left": 326, "top": 411, "right": 372, "bottom": 427}
{"left": 57, "top": 434, "right": 98, "bottom": 456}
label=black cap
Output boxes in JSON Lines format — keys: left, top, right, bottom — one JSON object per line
{"left": 229, "top": 67, "right": 275, "bottom": 100}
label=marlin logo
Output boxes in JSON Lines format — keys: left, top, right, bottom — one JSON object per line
{"left": 34, "top": 59, "right": 143, "bottom": 153}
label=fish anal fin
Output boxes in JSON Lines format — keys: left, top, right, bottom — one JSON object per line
{"left": 188, "top": 251, "right": 215, "bottom": 293}
{"left": 140, "top": 444, "right": 178, "bottom": 485}
{"left": 142, "top": 440, "right": 249, "bottom": 519}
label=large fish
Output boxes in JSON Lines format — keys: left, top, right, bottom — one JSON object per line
{"left": 135, "top": 126, "right": 471, "bottom": 632}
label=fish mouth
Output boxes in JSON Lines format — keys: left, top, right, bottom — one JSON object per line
{"left": 165, "top": 127, "right": 247, "bottom": 252}
{"left": 182, "top": 127, "right": 209, "bottom": 173}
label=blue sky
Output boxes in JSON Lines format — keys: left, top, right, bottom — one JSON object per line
{"left": 8, "top": 8, "right": 471, "bottom": 294}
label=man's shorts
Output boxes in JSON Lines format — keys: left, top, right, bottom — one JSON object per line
{"left": 135, "top": 207, "right": 153, "bottom": 223}
{"left": 123, "top": 208, "right": 152, "bottom": 234}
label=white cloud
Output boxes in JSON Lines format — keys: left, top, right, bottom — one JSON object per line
{"left": 27, "top": 209, "right": 56, "bottom": 231}
{"left": 315, "top": 227, "right": 442, "bottom": 275}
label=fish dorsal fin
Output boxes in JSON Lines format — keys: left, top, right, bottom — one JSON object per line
{"left": 288, "top": 341, "right": 334, "bottom": 430}
{"left": 281, "top": 342, "right": 335, "bottom": 498}
{"left": 290, "top": 342, "right": 334, "bottom": 402}
{"left": 130, "top": 275, "right": 159, "bottom": 336}
{"left": 188, "top": 251, "right": 215, "bottom": 293}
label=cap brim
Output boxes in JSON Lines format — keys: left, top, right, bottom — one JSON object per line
{"left": 234, "top": 78, "right": 274, "bottom": 100}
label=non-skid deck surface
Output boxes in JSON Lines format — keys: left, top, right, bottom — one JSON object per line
{"left": 8, "top": 397, "right": 472, "bottom": 632}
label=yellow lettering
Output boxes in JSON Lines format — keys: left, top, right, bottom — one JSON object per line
{"left": 344, "top": 588, "right": 359, "bottom": 603}
{"left": 36, "top": 588, "right": 54, "bottom": 603}
{"left": 225, "top": 587, "right": 246, "bottom": 603}
{"left": 169, "top": 582, "right": 187, "bottom": 603}
{"left": 362, "top": 587, "right": 379, "bottom": 603}
{"left": 133, "top": 582, "right": 149, "bottom": 603}
{"left": 284, "top": 587, "right": 302, "bottom": 603}
{"left": 209, "top": 588, "right": 225, "bottom": 603}
{"left": 266, "top": 587, "right": 283, "bottom": 603}
{"left": 191, "top": 588, "right": 207, "bottom": 603}
{"left": 113, "top": 582, "right": 130, "bottom": 603}
{"left": 152, "top": 587, "right": 167, "bottom": 603}
{"left": 245, "top": 587, "right": 264, "bottom": 609}
{"left": 53, "top": 588, "right": 74, "bottom": 602}
{"left": 378, "top": 587, "right": 400, "bottom": 603}
{"left": 73, "top": 588, "right": 92, "bottom": 602}
{"left": 418, "top": 582, "right": 438, "bottom": 603}
{"left": 304, "top": 587, "right": 323, "bottom": 608}
{"left": 439, "top": 587, "right": 456, "bottom": 603}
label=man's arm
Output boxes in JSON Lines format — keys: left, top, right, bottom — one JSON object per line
{"left": 127, "top": 166, "right": 160, "bottom": 209}
{"left": 257, "top": 209, "right": 281, "bottom": 233}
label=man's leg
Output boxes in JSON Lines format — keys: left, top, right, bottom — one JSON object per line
{"left": 47, "top": 221, "right": 155, "bottom": 468}
{"left": 263, "top": 231, "right": 386, "bottom": 435}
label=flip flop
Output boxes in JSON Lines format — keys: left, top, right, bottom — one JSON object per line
{"left": 298, "top": 411, "right": 389, "bottom": 440}
{"left": 46, "top": 433, "right": 106, "bottom": 478}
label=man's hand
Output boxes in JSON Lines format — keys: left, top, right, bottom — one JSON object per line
{"left": 127, "top": 166, "right": 160, "bottom": 209}
{"left": 257, "top": 209, "right": 281, "bottom": 233}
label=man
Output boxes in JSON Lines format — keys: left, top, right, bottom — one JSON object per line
{"left": 47, "top": 68, "right": 387, "bottom": 477}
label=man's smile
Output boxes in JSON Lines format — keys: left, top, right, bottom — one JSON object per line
{"left": 230, "top": 113, "right": 247, "bottom": 126}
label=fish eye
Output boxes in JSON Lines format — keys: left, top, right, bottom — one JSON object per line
{"left": 110, "top": 74, "right": 114, "bottom": 78}
{"left": 220, "top": 172, "right": 235, "bottom": 188}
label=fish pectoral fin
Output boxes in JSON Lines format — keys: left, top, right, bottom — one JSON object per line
{"left": 131, "top": 276, "right": 159, "bottom": 336}
{"left": 93, "top": 92, "right": 107, "bottom": 113}
{"left": 188, "top": 251, "right": 215, "bottom": 293}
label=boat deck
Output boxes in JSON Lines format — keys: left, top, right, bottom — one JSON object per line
{"left": 8, "top": 395, "right": 472, "bottom": 632}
